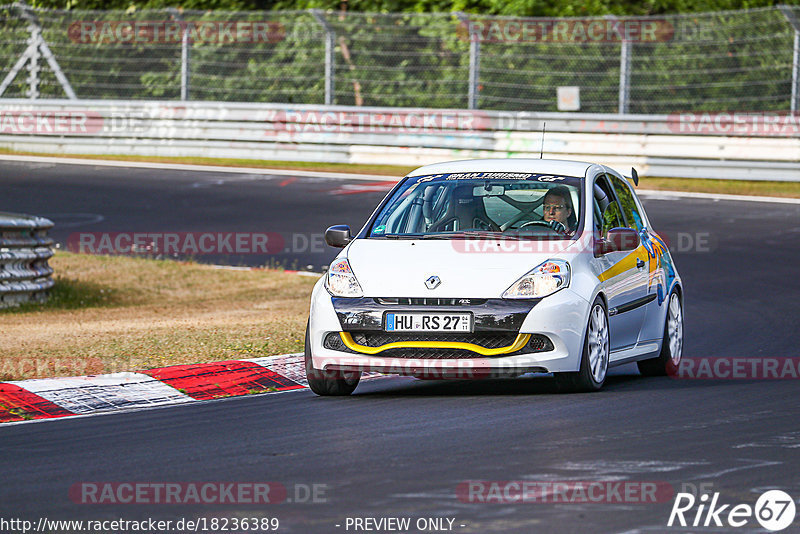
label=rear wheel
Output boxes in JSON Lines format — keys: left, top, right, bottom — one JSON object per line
{"left": 637, "top": 290, "right": 683, "bottom": 376}
{"left": 305, "top": 325, "right": 360, "bottom": 396}
{"left": 555, "top": 297, "right": 609, "bottom": 392}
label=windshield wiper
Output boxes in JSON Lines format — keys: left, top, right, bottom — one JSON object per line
{"left": 377, "top": 232, "right": 521, "bottom": 240}
{"left": 451, "top": 231, "right": 522, "bottom": 240}
{"left": 379, "top": 233, "right": 431, "bottom": 239}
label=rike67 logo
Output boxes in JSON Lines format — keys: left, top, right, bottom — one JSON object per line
{"left": 668, "top": 490, "right": 796, "bottom": 531}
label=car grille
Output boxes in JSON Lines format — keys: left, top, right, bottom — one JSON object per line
{"left": 323, "top": 332, "right": 553, "bottom": 358}
{"left": 379, "top": 347, "right": 497, "bottom": 359}
{"left": 354, "top": 332, "right": 518, "bottom": 349}
{"left": 375, "top": 297, "right": 487, "bottom": 306}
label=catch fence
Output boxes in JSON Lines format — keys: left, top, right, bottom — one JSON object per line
{"left": 1, "top": 4, "right": 799, "bottom": 113}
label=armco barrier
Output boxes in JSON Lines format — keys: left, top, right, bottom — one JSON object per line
{"left": 0, "top": 212, "right": 55, "bottom": 308}
{"left": 1, "top": 100, "right": 799, "bottom": 181}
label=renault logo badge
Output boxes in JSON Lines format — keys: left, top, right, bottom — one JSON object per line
{"left": 425, "top": 275, "right": 441, "bottom": 290}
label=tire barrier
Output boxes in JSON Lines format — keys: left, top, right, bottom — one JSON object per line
{"left": 0, "top": 212, "right": 55, "bottom": 308}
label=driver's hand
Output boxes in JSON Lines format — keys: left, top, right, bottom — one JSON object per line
{"left": 548, "top": 220, "right": 567, "bottom": 234}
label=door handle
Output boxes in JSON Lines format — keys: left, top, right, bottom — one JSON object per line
{"left": 636, "top": 258, "right": 645, "bottom": 269}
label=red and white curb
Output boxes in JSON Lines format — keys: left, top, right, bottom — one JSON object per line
{"left": 0, "top": 354, "right": 326, "bottom": 424}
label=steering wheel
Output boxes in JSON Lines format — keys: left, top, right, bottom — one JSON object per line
{"left": 519, "top": 220, "right": 557, "bottom": 230}
{"left": 519, "top": 220, "right": 570, "bottom": 235}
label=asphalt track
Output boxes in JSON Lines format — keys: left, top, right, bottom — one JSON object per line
{"left": 2, "top": 160, "right": 800, "bottom": 533}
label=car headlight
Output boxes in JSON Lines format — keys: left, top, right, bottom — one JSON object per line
{"left": 324, "top": 258, "right": 364, "bottom": 297}
{"left": 502, "top": 259, "right": 571, "bottom": 299}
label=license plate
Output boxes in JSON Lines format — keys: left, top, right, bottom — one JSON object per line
{"left": 385, "top": 312, "right": 472, "bottom": 332}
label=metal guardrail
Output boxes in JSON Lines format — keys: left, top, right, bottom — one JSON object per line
{"left": 0, "top": 99, "right": 799, "bottom": 181}
{"left": 0, "top": 212, "right": 55, "bottom": 308}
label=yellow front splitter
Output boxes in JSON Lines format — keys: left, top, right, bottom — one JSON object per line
{"left": 339, "top": 332, "right": 531, "bottom": 356}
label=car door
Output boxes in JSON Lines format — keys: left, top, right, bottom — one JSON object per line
{"left": 590, "top": 173, "right": 649, "bottom": 352}
{"left": 610, "top": 174, "right": 678, "bottom": 344}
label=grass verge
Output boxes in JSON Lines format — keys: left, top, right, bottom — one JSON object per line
{"left": 0, "top": 148, "right": 415, "bottom": 177}
{"left": 0, "top": 252, "right": 317, "bottom": 381}
{"left": 1, "top": 148, "right": 798, "bottom": 198}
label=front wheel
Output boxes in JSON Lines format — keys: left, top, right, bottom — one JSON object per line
{"left": 554, "top": 297, "right": 609, "bottom": 392}
{"left": 637, "top": 290, "right": 683, "bottom": 376}
{"left": 305, "top": 325, "right": 360, "bottom": 396}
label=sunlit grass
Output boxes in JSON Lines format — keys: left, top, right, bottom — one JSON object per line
{"left": 0, "top": 252, "right": 316, "bottom": 381}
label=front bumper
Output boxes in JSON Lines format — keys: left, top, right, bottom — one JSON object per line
{"left": 308, "top": 278, "right": 590, "bottom": 378}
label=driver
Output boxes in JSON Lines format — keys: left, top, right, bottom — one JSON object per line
{"left": 542, "top": 186, "right": 577, "bottom": 236}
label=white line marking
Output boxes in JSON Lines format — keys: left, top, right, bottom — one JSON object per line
{"left": 556, "top": 460, "right": 707, "bottom": 475}
{"left": 693, "top": 458, "right": 782, "bottom": 480}
{"left": 0, "top": 154, "right": 395, "bottom": 181}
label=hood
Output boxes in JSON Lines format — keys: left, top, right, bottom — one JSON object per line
{"left": 345, "top": 238, "right": 581, "bottom": 298}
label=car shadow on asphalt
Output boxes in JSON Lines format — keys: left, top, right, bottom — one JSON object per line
{"left": 352, "top": 372, "right": 749, "bottom": 397}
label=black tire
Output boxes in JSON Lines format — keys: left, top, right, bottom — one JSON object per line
{"left": 637, "top": 289, "right": 683, "bottom": 377}
{"left": 554, "top": 297, "right": 609, "bottom": 392}
{"left": 304, "top": 324, "right": 360, "bottom": 396}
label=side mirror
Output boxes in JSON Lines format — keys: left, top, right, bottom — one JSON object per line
{"left": 595, "top": 227, "right": 640, "bottom": 255}
{"left": 325, "top": 225, "right": 352, "bottom": 248}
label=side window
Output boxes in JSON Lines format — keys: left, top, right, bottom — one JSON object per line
{"left": 610, "top": 175, "right": 644, "bottom": 231}
{"left": 603, "top": 203, "right": 624, "bottom": 236}
{"left": 594, "top": 175, "right": 625, "bottom": 237}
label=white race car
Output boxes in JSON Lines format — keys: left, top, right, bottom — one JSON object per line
{"left": 305, "top": 159, "right": 683, "bottom": 395}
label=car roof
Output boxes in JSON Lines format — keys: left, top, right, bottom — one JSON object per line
{"left": 405, "top": 158, "right": 596, "bottom": 178}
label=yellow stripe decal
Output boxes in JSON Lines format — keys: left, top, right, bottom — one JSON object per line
{"left": 597, "top": 245, "right": 649, "bottom": 282}
{"left": 339, "top": 332, "right": 532, "bottom": 356}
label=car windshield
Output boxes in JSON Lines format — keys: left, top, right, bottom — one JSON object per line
{"left": 368, "top": 172, "right": 583, "bottom": 239}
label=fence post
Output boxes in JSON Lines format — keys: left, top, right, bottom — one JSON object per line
{"left": 779, "top": 6, "right": 800, "bottom": 113}
{"left": 468, "top": 34, "right": 480, "bottom": 110}
{"left": 456, "top": 12, "right": 480, "bottom": 110}
{"left": 181, "top": 26, "right": 190, "bottom": 100}
{"left": 25, "top": 18, "right": 41, "bottom": 99}
{"left": 311, "top": 10, "right": 335, "bottom": 106}
{"left": 618, "top": 39, "right": 631, "bottom": 114}
{"left": 168, "top": 8, "right": 190, "bottom": 100}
